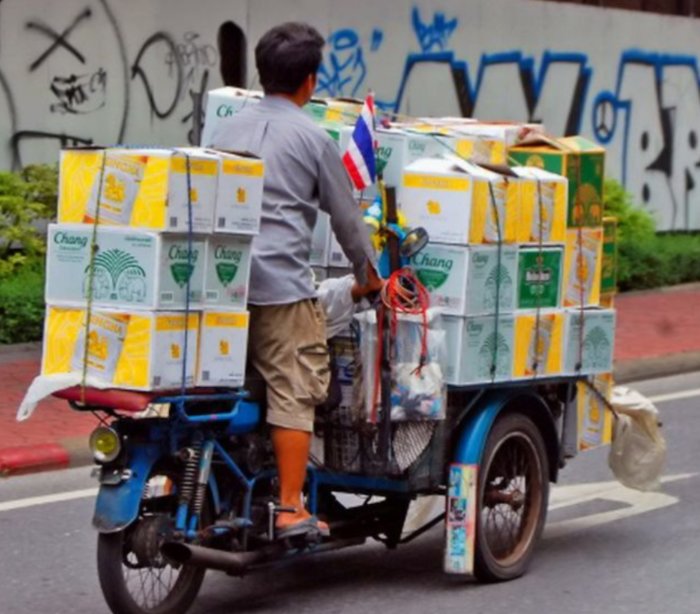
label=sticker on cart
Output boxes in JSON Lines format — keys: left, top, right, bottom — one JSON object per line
{"left": 444, "top": 463, "right": 477, "bottom": 575}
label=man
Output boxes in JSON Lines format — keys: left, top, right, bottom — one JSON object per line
{"left": 208, "top": 22, "right": 380, "bottom": 538}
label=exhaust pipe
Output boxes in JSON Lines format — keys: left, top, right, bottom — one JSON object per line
{"left": 162, "top": 537, "right": 366, "bottom": 574}
{"left": 162, "top": 542, "right": 263, "bottom": 574}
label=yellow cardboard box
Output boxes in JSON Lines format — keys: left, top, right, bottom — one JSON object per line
{"left": 42, "top": 306, "right": 199, "bottom": 390}
{"left": 511, "top": 166, "right": 567, "bottom": 244}
{"left": 402, "top": 157, "right": 519, "bottom": 245}
{"left": 577, "top": 373, "right": 614, "bottom": 451}
{"left": 58, "top": 147, "right": 219, "bottom": 232}
{"left": 513, "top": 310, "right": 564, "bottom": 378}
{"left": 563, "top": 228, "right": 603, "bottom": 307}
{"left": 196, "top": 311, "right": 250, "bottom": 387}
{"left": 211, "top": 151, "right": 264, "bottom": 235}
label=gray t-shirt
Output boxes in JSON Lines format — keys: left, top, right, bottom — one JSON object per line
{"left": 208, "top": 95, "right": 375, "bottom": 305}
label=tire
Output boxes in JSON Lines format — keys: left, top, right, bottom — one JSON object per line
{"left": 96, "top": 467, "right": 208, "bottom": 614}
{"left": 473, "top": 413, "right": 549, "bottom": 582}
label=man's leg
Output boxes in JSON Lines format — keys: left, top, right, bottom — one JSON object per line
{"left": 248, "top": 300, "right": 330, "bottom": 532}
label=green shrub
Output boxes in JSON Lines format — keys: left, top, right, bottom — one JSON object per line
{"left": 604, "top": 178, "right": 700, "bottom": 290}
{"left": 0, "top": 263, "right": 45, "bottom": 344}
{"left": 0, "top": 164, "right": 58, "bottom": 277}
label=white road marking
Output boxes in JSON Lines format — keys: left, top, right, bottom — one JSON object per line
{"left": 648, "top": 388, "right": 700, "bottom": 404}
{"left": 545, "top": 473, "right": 696, "bottom": 539}
{"left": 0, "top": 487, "right": 98, "bottom": 513}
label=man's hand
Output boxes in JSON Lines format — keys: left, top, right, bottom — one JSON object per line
{"left": 351, "top": 264, "right": 385, "bottom": 302}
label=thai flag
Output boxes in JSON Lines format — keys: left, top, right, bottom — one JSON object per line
{"left": 342, "top": 93, "right": 376, "bottom": 191}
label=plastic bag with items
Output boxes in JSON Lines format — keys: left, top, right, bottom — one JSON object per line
{"left": 608, "top": 386, "right": 667, "bottom": 492}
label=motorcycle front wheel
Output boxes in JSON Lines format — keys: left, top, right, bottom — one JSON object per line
{"left": 96, "top": 466, "right": 208, "bottom": 614}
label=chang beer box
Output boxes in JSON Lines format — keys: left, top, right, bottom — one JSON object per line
{"left": 412, "top": 243, "right": 517, "bottom": 316}
{"left": 41, "top": 306, "right": 199, "bottom": 390}
{"left": 517, "top": 246, "right": 564, "bottom": 310}
{"left": 600, "top": 217, "right": 618, "bottom": 299}
{"left": 46, "top": 224, "right": 205, "bottom": 309}
{"left": 509, "top": 135, "right": 604, "bottom": 227}
{"left": 563, "top": 308, "right": 616, "bottom": 375}
{"left": 212, "top": 151, "right": 264, "bottom": 234}
{"left": 450, "top": 123, "right": 524, "bottom": 165}
{"left": 513, "top": 310, "right": 564, "bottom": 378}
{"left": 201, "top": 87, "right": 262, "bottom": 146}
{"left": 196, "top": 311, "right": 250, "bottom": 387}
{"left": 511, "top": 167, "right": 567, "bottom": 244}
{"left": 401, "top": 158, "right": 518, "bottom": 245}
{"left": 203, "top": 235, "right": 253, "bottom": 310}
{"left": 443, "top": 314, "right": 515, "bottom": 385}
{"left": 310, "top": 212, "right": 331, "bottom": 267}
{"left": 58, "top": 147, "right": 218, "bottom": 233}
{"left": 324, "top": 97, "right": 364, "bottom": 123}
{"left": 564, "top": 228, "right": 603, "bottom": 307}
{"left": 577, "top": 373, "right": 614, "bottom": 451}
{"left": 304, "top": 98, "right": 330, "bottom": 123}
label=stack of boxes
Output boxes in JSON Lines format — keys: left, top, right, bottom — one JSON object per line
{"left": 41, "top": 146, "right": 263, "bottom": 391}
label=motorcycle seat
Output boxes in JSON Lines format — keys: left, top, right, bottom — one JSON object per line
{"left": 53, "top": 387, "right": 162, "bottom": 413}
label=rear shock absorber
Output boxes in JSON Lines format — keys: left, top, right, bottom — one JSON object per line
{"left": 191, "top": 441, "right": 214, "bottom": 519}
{"left": 178, "top": 445, "right": 202, "bottom": 508}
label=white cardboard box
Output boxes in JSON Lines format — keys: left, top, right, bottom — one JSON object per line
{"left": 563, "top": 308, "right": 616, "bottom": 375}
{"left": 212, "top": 151, "right": 264, "bottom": 235}
{"left": 201, "top": 87, "right": 262, "bottom": 146}
{"left": 203, "top": 235, "right": 253, "bottom": 310}
{"left": 443, "top": 314, "right": 515, "bottom": 385}
{"left": 196, "top": 311, "right": 250, "bottom": 387}
{"left": 46, "top": 224, "right": 205, "bottom": 310}
{"left": 412, "top": 243, "right": 518, "bottom": 316}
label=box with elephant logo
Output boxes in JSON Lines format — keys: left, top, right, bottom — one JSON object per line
{"left": 45, "top": 224, "right": 205, "bottom": 310}
{"left": 202, "top": 235, "right": 253, "bottom": 310}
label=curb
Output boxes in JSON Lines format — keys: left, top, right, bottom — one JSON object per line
{"left": 614, "top": 350, "right": 700, "bottom": 384}
{"left": 0, "top": 437, "right": 92, "bottom": 478}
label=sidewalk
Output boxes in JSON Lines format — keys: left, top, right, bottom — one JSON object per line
{"left": 1, "top": 285, "right": 700, "bottom": 477}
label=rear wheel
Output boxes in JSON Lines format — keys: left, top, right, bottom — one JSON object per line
{"left": 97, "top": 467, "right": 208, "bottom": 614}
{"left": 474, "top": 413, "right": 549, "bottom": 582}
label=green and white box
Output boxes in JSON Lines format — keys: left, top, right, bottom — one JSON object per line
{"left": 563, "top": 308, "right": 616, "bottom": 375}
{"left": 413, "top": 244, "right": 517, "bottom": 316}
{"left": 200, "top": 87, "right": 262, "bottom": 147}
{"left": 203, "top": 235, "right": 253, "bottom": 310}
{"left": 443, "top": 314, "right": 515, "bottom": 385}
{"left": 517, "top": 246, "right": 564, "bottom": 310}
{"left": 213, "top": 151, "right": 264, "bottom": 235}
{"left": 46, "top": 224, "right": 205, "bottom": 309}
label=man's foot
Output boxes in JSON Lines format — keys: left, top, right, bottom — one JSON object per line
{"left": 276, "top": 513, "right": 330, "bottom": 539}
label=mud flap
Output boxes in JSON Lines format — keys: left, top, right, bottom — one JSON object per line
{"left": 444, "top": 463, "right": 478, "bottom": 576}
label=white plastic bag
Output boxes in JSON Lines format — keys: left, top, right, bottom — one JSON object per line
{"left": 316, "top": 275, "right": 358, "bottom": 339}
{"left": 608, "top": 386, "right": 666, "bottom": 491}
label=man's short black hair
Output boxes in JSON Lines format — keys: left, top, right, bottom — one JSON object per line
{"left": 255, "top": 23, "right": 325, "bottom": 95}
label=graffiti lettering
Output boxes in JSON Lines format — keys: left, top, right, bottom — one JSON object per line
{"left": 26, "top": 8, "right": 92, "bottom": 71}
{"left": 50, "top": 68, "right": 108, "bottom": 115}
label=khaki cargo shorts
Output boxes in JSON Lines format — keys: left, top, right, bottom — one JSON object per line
{"left": 248, "top": 299, "right": 330, "bottom": 432}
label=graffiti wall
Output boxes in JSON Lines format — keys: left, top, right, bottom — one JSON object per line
{"left": 1, "top": 0, "right": 700, "bottom": 229}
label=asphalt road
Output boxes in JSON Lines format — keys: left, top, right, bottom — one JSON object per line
{"left": 1, "top": 372, "right": 699, "bottom": 614}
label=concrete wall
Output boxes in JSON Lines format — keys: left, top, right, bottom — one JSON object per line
{"left": 2, "top": 0, "right": 700, "bottom": 230}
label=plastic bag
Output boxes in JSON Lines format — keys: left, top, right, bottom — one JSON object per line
{"left": 354, "top": 309, "right": 447, "bottom": 421}
{"left": 316, "top": 275, "right": 356, "bottom": 339}
{"left": 608, "top": 386, "right": 666, "bottom": 491}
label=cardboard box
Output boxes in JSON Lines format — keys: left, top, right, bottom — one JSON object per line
{"left": 517, "top": 246, "right": 564, "bottom": 309}
{"left": 601, "top": 216, "right": 618, "bottom": 297}
{"left": 443, "top": 314, "right": 515, "bottom": 385}
{"left": 563, "top": 308, "right": 616, "bottom": 375}
{"left": 41, "top": 306, "right": 199, "bottom": 390}
{"left": 564, "top": 228, "right": 603, "bottom": 307}
{"left": 577, "top": 373, "right": 614, "bottom": 451}
{"left": 200, "top": 87, "right": 262, "bottom": 146}
{"left": 58, "top": 147, "right": 219, "bottom": 233}
{"left": 202, "top": 235, "right": 252, "bottom": 310}
{"left": 401, "top": 157, "right": 519, "bottom": 245}
{"left": 513, "top": 310, "right": 564, "bottom": 378}
{"left": 509, "top": 135, "right": 604, "bottom": 227}
{"left": 196, "top": 311, "right": 249, "bottom": 387}
{"left": 46, "top": 224, "right": 205, "bottom": 309}
{"left": 450, "top": 123, "right": 523, "bottom": 165}
{"left": 212, "top": 151, "right": 263, "bottom": 235}
{"left": 511, "top": 166, "right": 567, "bottom": 244}
{"left": 412, "top": 243, "right": 518, "bottom": 316}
